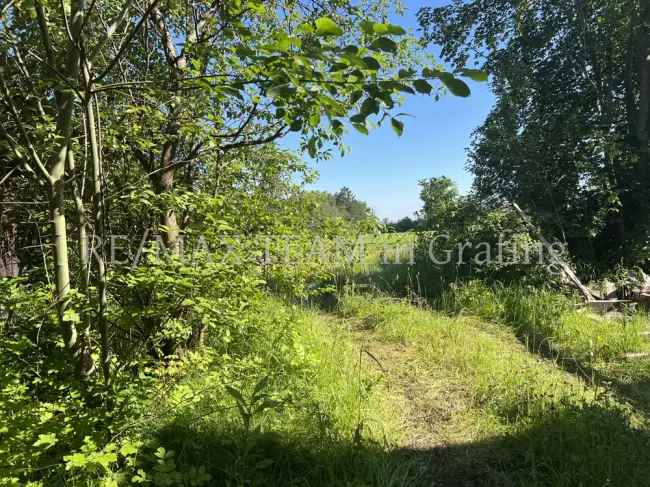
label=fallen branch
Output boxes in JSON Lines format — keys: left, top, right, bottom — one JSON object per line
{"left": 511, "top": 202, "right": 600, "bottom": 302}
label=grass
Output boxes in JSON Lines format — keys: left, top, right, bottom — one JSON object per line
{"left": 442, "top": 281, "right": 650, "bottom": 362}
{"left": 137, "top": 290, "right": 650, "bottom": 486}
{"left": 117, "top": 248, "right": 650, "bottom": 487}
{"left": 346, "top": 240, "right": 650, "bottom": 414}
{"left": 434, "top": 280, "right": 650, "bottom": 414}
{"left": 337, "top": 292, "right": 650, "bottom": 486}
{"left": 138, "top": 298, "right": 427, "bottom": 486}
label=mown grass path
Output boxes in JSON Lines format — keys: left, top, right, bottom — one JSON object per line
{"left": 352, "top": 329, "right": 471, "bottom": 452}
{"left": 332, "top": 294, "right": 650, "bottom": 486}
{"left": 147, "top": 295, "right": 650, "bottom": 486}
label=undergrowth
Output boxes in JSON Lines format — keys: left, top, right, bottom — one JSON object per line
{"left": 440, "top": 281, "right": 649, "bottom": 363}
{"left": 127, "top": 299, "right": 423, "bottom": 487}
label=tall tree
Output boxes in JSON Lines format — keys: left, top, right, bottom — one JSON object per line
{"left": 420, "top": 0, "right": 650, "bottom": 271}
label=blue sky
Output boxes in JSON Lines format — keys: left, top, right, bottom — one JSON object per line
{"left": 282, "top": 0, "right": 495, "bottom": 221}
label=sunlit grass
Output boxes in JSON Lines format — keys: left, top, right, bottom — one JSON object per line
{"left": 337, "top": 292, "right": 650, "bottom": 486}
{"left": 143, "top": 298, "right": 425, "bottom": 486}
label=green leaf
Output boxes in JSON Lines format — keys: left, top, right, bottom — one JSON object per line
{"left": 315, "top": 17, "right": 343, "bottom": 36}
{"left": 33, "top": 433, "right": 57, "bottom": 449}
{"left": 94, "top": 452, "right": 118, "bottom": 470}
{"left": 331, "top": 119, "right": 344, "bottom": 135}
{"left": 370, "top": 37, "right": 398, "bottom": 53}
{"left": 252, "top": 376, "right": 270, "bottom": 400}
{"left": 225, "top": 385, "right": 247, "bottom": 406}
{"left": 362, "top": 56, "right": 381, "bottom": 71}
{"left": 377, "top": 91, "right": 394, "bottom": 109}
{"left": 460, "top": 68, "right": 489, "bottom": 82}
{"left": 309, "top": 112, "right": 321, "bottom": 127}
{"left": 413, "top": 79, "right": 432, "bottom": 94}
{"left": 119, "top": 442, "right": 139, "bottom": 457}
{"left": 272, "top": 32, "right": 291, "bottom": 52}
{"left": 360, "top": 20, "right": 375, "bottom": 35}
{"left": 398, "top": 68, "right": 414, "bottom": 79}
{"left": 422, "top": 67, "right": 444, "bottom": 78}
{"left": 390, "top": 118, "right": 404, "bottom": 136}
{"left": 440, "top": 73, "right": 471, "bottom": 97}
{"left": 388, "top": 82, "right": 415, "bottom": 95}
{"left": 266, "top": 83, "right": 292, "bottom": 98}
{"left": 341, "top": 53, "right": 367, "bottom": 69}
{"left": 352, "top": 122, "right": 369, "bottom": 135}
{"left": 350, "top": 90, "right": 364, "bottom": 104}
{"left": 361, "top": 98, "right": 379, "bottom": 116}
{"left": 372, "top": 23, "right": 389, "bottom": 34}
{"left": 132, "top": 469, "right": 148, "bottom": 483}
{"left": 386, "top": 24, "right": 406, "bottom": 36}
{"left": 62, "top": 309, "right": 80, "bottom": 323}
{"left": 64, "top": 452, "right": 89, "bottom": 469}
{"left": 307, "top": 137, "right": 318, "bottom": 158}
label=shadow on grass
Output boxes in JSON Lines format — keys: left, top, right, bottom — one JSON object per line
{"left": 348, "top": 263, "right": 650, "bottom": 421}
{"left": 570, "top": 357, "right": 650, "bottom": 419}
{"left": 151, "top": 401, "right": 650, "bottom": 487}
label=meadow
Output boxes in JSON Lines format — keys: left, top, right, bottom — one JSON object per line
{"left": 2, "top": 0, "right": 650, "bottom": 484}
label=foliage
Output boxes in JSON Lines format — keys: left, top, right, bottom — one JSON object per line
{"left": 418, "top": 0, "right": 650, "bottom": 273}
{"left": 413, "top": 177, "right": 560, "bottom": 288}
{"left": 439, "top": 280, "right": 647, "bottom": 363}
{"left": 0, "top": 0, "right": 477, "bottom": 384}
{"left": 116, "top": 299, "right": 408, "bottom": 486}
{"left": 298, "top": 187, "right": 379, "bottom": 234}
{"left": 383, "top": 216, "right": 422, "bottom": 233}
{"left": 0, "top": 279, "right": 157, "bottom": 485}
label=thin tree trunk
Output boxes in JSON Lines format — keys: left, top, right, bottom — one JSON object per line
{"left": 0, "top": 212, "right": 19, "bottom": 278}
{"left": 637, "top": 4, "right": 650, "bottom": 183}
{"left": 49, "top": 0, "right": 86, "bottom": 359}
{"left": 85, "top": 92, "right": 110, "bottom": 384}
{"left": 50, "top": 85, "right": 76, "bottom": 347}
{"left": 159, "top": 139, "right": 180, "bottom": 254}
{"left": 69, "top": 152, "right": 96, "bottom": 378}
{"left": 150, "top": 8, "right": 188, "bottom": 255}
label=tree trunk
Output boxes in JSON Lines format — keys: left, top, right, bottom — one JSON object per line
{"left": 85, "top": 92, "right": 110, "bottom": 384}
{"left": 50, "top": 177, "right": 74, "bottom": 346}
{"left": 637, "top": 3, "right": 650, "bottom": 184}
{"left": 159, "top": 140, "right": 180, "bottom": 254}
{"left": 49, "top": 0, "right": 86, "bottom": 363}
{"left": 0, "top": 211, "right": 19, "bottom": 277}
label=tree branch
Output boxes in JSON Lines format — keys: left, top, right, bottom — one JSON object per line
{"left": 94, "top": 0, "right": 160, "bottom": 82}
{"left": 34, "top": 0, "right": 55, "bottom": 65}
{"left": 219, "top": 125, "right": 287, "bottom": 152}
{"left": 0, "top": 71, "right": 52, "bottom": 184}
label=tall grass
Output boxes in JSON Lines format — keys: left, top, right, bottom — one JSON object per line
{"left": 346, "top": 234, "right": 649, "bottom": 366}
{"left": 440, "top": 280, "right": 648, "bottom": 363}
{"left": 140, "top": 298, "right": 424, "bottom": 486}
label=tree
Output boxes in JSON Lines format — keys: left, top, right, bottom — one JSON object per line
{"left": 1, "top": 0, "right": 476, "bottom": 378}
{"left": 300, "top": 188, "right": 378, "bottom": 233}
{"left": 419, "top": 0, "right": 650, "bottom": 272}
{"left": 418, "top": 177, "right": 460, "bottom": 232}
{"left": 393, "top": 216, "right": 420, "bottom": 232}
{"left": 334, "top": 186, "right": 375, "bottom": 223}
